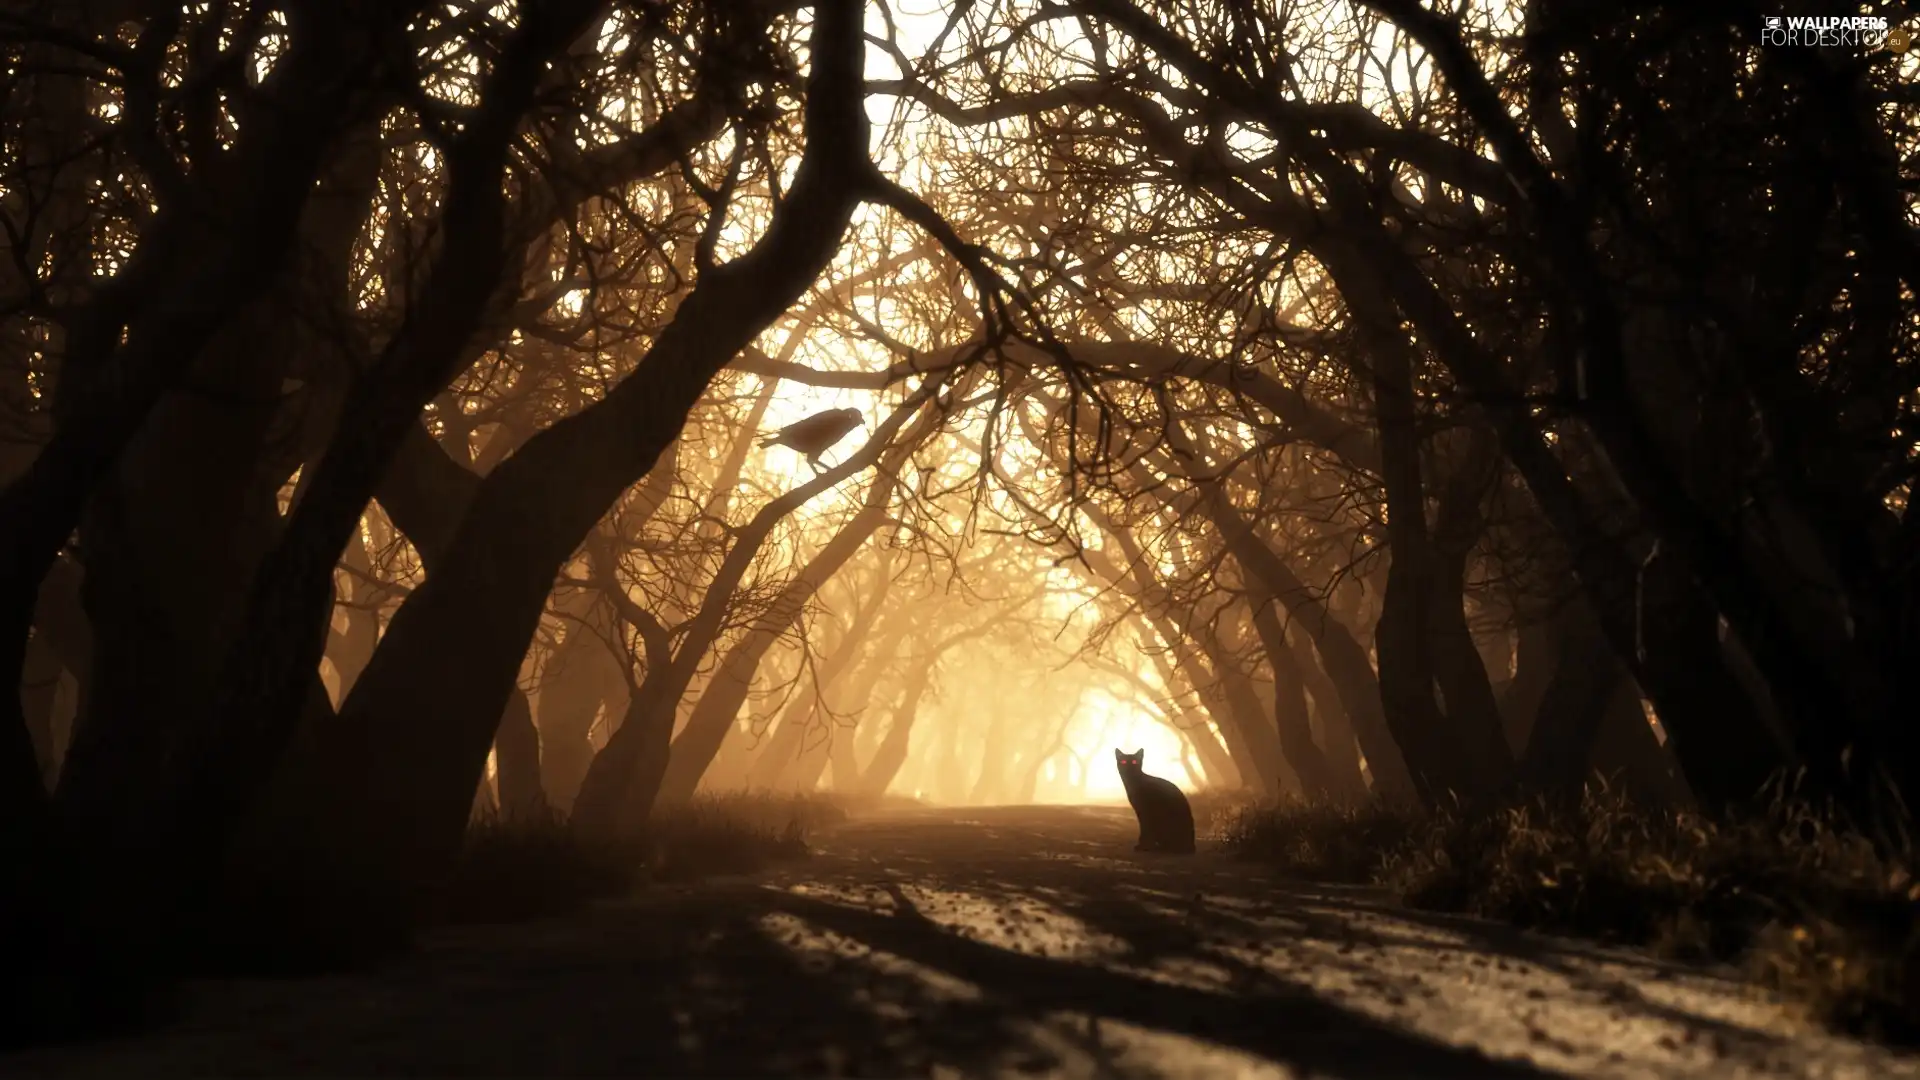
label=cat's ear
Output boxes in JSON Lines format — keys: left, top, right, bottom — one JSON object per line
{"left": 1133, "top": 748, "right": 1145, "bottom": 759}
{"left": 1113, "top": 748, "right": 1123, "bottom": 760}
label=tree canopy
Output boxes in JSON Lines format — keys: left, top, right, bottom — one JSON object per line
{"left": 2, "top": 0, "right": 1915, "bottom": 975}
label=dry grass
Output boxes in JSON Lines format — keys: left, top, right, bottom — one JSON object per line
{"left": 1223, "top": 787, "right": 1920, "bottom": 1044}
{"left": 1220, "top": 798, "right": 1429, "bottom": 883}
{"left": 436, "top": 790, "right": 873, "bottom": 926}
{"left": 1186, "top": 787, "right": 1265, "bottom": 842}
{"left": 5, "top": 791, "right": 889, "bottom": 1049}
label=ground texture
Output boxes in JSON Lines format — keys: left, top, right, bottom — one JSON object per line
{"left": 6, "top": 804, "right": 1917, "bottom": 1078}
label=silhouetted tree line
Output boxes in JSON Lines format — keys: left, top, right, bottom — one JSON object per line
{"left": 0, "top": 0, "right": 1913, "bottom": 1013}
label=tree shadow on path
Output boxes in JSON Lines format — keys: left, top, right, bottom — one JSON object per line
{"left": 0, "top": 804, "right": 1859, "bottom": 1078}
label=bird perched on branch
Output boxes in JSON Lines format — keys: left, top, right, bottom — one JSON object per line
{"left": 758, "top": 407, "right": 864, "bottom": 472}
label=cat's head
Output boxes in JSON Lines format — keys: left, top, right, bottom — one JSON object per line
{"left": 1113, "top": 748, "right": 1145, "bottom": 771}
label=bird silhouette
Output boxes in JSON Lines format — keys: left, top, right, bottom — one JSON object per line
{"left": 757, "top": 407, "right": 864, "bottom": 472}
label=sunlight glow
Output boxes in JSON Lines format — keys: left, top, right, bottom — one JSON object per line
{"left": 1066, "top": 690, "right": 1197, "bottom": 803}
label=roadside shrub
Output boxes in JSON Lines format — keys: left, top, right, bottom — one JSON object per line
{"left": 1225, "top": 786, "right": 1920, "bottom": 1043}
{"left": 436, "top": 790, "right": 848, "bottom": 924}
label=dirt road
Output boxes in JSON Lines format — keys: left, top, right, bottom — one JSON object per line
{"left": 6, "top": 804, "right": 1916, "bottom": 1078}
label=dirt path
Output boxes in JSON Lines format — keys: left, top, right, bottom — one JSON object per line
{"left": 6, "top": 804, "right": 1916, "bottom": 1078}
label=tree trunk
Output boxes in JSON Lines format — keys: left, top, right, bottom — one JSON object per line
{"left": 20, "top": 632, "right": 61, "bottom": 788}
{"left": 654, "top": 401, "right": 940, "bottom": 806}
{"left": 167, "top": 5, "right": 621, "bottom": 923}
{"left": 1426, "top": 426, "right": 1516, "bottom": 794}
{"left": 492, "top": 687, "right": 547, "bottom": 820}
{"left": 590, "top": 446, "right": 916, "bottom": 827}
{"left": 1589, "top": 687, "right": 1691, "bottom": 807}
{"left": 1284, "top": 623, "right": 1367, "bottom": 802}
{"left": 471, "top": 771, "right": 497, "bottom": 823}
{"left": 1516, "top": 597, "right": 1621, "bottom": 796}
{"left": 367, "top": 425, "right": 602, "bottom": 820}
{"left": 1168, "top": 642, "right": 1269, "bottom": 797}
{"left": 1141, "top": 649, "right": 1243, "bottom": 791}
{"left": 1214, "top": 653, "right": 1292, "bottom": 799}
{"left": 699, "top": 719, "right": 755, "bottom": 792}
{"left": 752, "top": 569, "right": 898, "bottom": 793}
{"left": 532, "top": 593, "right": 628, "bottom": 811}
{"left": 324, "top": 532, "right": 383, "bottom": 703}
{"left": 748, "top": 682, "right": 824, "bottom": 791}
{"left": 967, "top": 710, "right": 1010, "bottom": 804}
{"left": 207, "top": 11, "right": 874, "bottom": 942}
{"left": 1198, "top": 490, "right": 1420, "bottom": 804}
{"left": 1366, "top": 479, "right": 1452, "bottom": 801}
{"left": 1299, "top": 155, "right": 1789, "bottom": 812}
{"left": 1074, "top": 521, "right": 1279, "bottom": 798}
{"left": 829, "top": 724, "right": 863, "bottom": 793}
{"left": 1632, "top": 547, "right": 1790, "bottom": 808}
{"left": 23, "top": 559, "right": 92, "bottom": 793}
{"left": 821, "top": 627, "right": 906, "bottom": 794}
{"left": 1010, "top": 710, "right": 1075, "bottom": 804}
{"left": 793, "top": 659, "right": 889, "bottom": 795}
{"left": 1499, "top": 621, "right": 1554, "bottom": 754}
{"left": 931, "top": 702, "right": 970, "bottom": 804}
{"left": 1207, "top": 608, "right": 1295, "bottom": 798}
{"left": 860, "top": 659, "right": 935, "bottom": 798}
{"left": 1175, "top": 710, "right": 1241, "bottom": 791}
{"left": 1252, "top": 601, "right": 1334, "bottom": 800}
{"left": 1319, "top": 237, "right": 1514, "bottom": 805}
{"left": 0, "top": 17, "right": 406, "bottom": 841}
{"left": 55, "top": 116, "right": 385, "bottom": 860}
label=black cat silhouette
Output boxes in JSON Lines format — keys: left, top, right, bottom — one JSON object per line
{"left": 1114, "top": 748, "right": 1196, "bottom": 854}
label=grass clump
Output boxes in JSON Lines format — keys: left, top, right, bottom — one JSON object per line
{"left": 1185, "top": 787, "right": 1265, "bottom": 843}
{"left": 632, "top": 791, "right": 829, "bottom": 884}
{"left": 435, "top": 810, "right": 634, "bottom": 925}
{"left": 1221, "top": 798, "right": 1428, "bottom": 883}
{"left": 436, "top": 791, "right": 852, "bottom": 926}
{"left": 1224, "top": 786, "right": 1920, "bottom": 1044}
